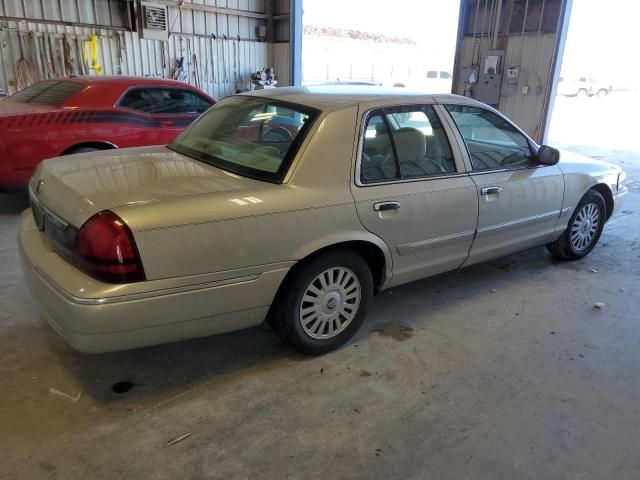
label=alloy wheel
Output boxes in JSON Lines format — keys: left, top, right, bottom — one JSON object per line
{"left": 570, "top": 202, "right": 600, "bottom": 252}
{"left": 299, "top": 267, "right": 361, "bottom": 339}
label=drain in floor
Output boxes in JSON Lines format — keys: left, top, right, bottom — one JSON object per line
{"left": 111, "top": 381, "right": 134, "bottom": 394}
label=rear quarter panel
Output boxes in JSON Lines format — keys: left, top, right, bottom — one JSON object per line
{"left": 119, "top": 106, "right": 392, "bottom": 285}
{"left": 0, "top": 109, "right": 160, "bottom": 187}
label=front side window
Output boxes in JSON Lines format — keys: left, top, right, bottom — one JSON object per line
{"left": 119, "top": 88, "right": 212, "bottom": 114}
{"left": 445, "top": 105, "right": 532, "bottom": 171}
{"left": 361, "top": 105, "right": 456, "bottom": 184}
{"left": 169, "top": 96, "right": 317, "bottom": 182}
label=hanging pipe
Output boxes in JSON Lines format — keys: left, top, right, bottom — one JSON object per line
{"left": 492, "top": 0, "right": 503, "bottom": 49}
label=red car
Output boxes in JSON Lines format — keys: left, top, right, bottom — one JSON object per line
{"left": 0, "top": 76, "right": 214, "bottom": 189}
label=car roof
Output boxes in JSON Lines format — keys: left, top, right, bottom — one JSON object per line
{"left": 239, "top": 86, "right": 476, "bottom": 112}
{"left": 47, "top": 76, "right": 211, "bottom": 108}
{"left": 65, "top": 76, "right": 196, "bottom": 88}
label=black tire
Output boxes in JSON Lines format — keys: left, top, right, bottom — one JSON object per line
{"left": 547, "top": 189, "right": 606, "bottom": 260}
{"left": 64, "top": 147, "right": 100, "bottom": 155}
{"left": 271, "top": 250, "right": 373, "bottom": 355}
{"left": 597, "top": 89, "right": 609, "bottom": 97}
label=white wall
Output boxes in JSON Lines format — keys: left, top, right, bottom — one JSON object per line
{"left": 0, "top": 0, "right": 276, "bottom": 99}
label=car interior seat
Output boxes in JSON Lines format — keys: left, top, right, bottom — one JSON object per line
{"left": 361, "top": 122, "right": 396, "bottom": 182}
{"left": 394, "top": 127, "right": 450, "bottom": 177}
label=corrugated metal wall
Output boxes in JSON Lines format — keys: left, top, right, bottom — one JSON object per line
{"left": 455, "top": 32, "right": 556, "bottom": 138}
{"left": 0, "top": 0, "right": 283, "bottom": 99}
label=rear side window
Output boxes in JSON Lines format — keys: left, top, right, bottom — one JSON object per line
{"left": 10, "top": 81, "right": 84, "bottom": 105}
{"left": 119, "top": 88, "right": 212, "bottom": 114}
{"left": 361, "top": 105, "right": 456, "bottom": 184}
{"left": 361, "top": 114, "right": 398, "bottom": 182}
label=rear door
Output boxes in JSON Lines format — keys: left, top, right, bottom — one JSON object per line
{"left": 350, "top": 103, "right": 479, "bottom": 287}
{"left": 117, "top": 87, "right": 212, "bottom": 145}
{"left": 442, "top": 104, "right": 564, "bottom": 265}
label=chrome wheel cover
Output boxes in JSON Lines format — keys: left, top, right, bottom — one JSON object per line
{"left": 570, "top": 202, "right": 600, "bottom": 252}
{"left": 299, "top": 267, "right": 361, "bottom": 340}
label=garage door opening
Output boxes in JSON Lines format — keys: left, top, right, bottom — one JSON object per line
{"left": 548, "top": 0, "right": 640, "bottom": 180}
{"left": 301, "top": 0, "right": 461, "bottom": 90}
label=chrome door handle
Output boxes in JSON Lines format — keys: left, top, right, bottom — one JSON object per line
{"left": 480, "top": 186, "right": 502, "bottom": 195}
{"left": 373, "top": 201, "right": 402, "bottom": 212}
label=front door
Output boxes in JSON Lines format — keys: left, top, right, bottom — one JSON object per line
{"left": 350, "top": 104, "right": 479, "bottom": 287}
{"left": 443, "top": 104, "right": 564, "bottom": 265}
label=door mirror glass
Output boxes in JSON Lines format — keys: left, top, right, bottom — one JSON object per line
{"left": 535, "top": 145, "right": 560, "bottom": 166}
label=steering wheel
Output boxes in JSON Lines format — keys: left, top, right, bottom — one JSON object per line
{"left": 501, "top": 151, "right": 527, "bottom": 167}
{"left": 261, "top": 126, "right": 293, "bottom": 143}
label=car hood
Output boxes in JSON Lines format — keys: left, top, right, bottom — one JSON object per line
{"left": 557, "top": 148, "right": 621, "bottom": 174}
{"left": 30, "top": 145, "right": 268, "bottom": 227}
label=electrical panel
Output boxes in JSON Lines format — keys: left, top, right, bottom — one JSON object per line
{"left": 475, "top": 50, "right": 504, "bottom": 106}
{"left": 506, "top": 67, "right": 520, "bottom": 84}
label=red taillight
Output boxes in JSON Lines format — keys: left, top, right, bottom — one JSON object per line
{"left": 73, "top": 211, "right": 145, "bottom": 283}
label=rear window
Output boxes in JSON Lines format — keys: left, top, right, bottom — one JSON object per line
{"left": 10, "top": 81, "right": 84, "bottom": 106}
{"left": 169, "top": 96, "right": 318, "bottom": 183}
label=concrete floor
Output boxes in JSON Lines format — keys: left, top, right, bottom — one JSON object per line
{"left": 1, "top": 151, "right": 639, "bottom": 480}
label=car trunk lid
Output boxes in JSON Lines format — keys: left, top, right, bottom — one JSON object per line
{"left": 30, "top": 145, "right": 267, "bottom": 228}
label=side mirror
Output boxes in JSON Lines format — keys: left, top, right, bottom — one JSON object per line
{"left": 535, "top": 145, "right": 560, "bottom": 166}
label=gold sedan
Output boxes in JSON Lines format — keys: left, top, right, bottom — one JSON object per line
{"left": 18, "top": 87, "right": 627, "bottom": 354}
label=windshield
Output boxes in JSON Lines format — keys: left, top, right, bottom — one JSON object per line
{"left": 169, "top": 96, "right": 319, "bottom": 182}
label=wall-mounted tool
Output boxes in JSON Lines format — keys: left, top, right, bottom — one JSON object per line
{"left": 169, "top": 56, "right": 184, "bottom": 81}
{"left": 233, "top": 35, "right": 240, "bottom": 93}
{"left": 13, "top": 32, "right": 36, "bottom": 91}
{"left": 212, "top": 34, "right": 218, "bottom": 87}
{"left": 63, "top": 35, "right": 77, "bottom": 76}
{"left": 192, "top": 53, "right": 200, "bottom": 89}
{"left": 222, "top": 34, "right": 229, "bottom": 84}
{"left": 83, "top": 34, "right": 102, "bottom": 74}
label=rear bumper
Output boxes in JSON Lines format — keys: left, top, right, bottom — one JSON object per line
{"left": 18, "top": 211, "right": 288, "bottom": 353}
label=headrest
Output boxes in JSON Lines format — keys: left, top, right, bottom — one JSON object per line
{"left": 393, "top": 127, "right": 426, "bottom": 163}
